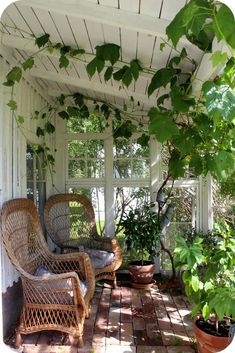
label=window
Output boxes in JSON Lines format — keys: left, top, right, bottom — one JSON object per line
{"left": 26, "top": 145, "right": 46, "bottom": 215}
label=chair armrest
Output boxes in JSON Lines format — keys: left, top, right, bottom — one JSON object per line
{"left": 21, "top": 271, "right": 87, "bottom": 308}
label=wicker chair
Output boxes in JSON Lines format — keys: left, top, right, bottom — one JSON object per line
{"left": 1, "top": 198, "right": 95, "bottom": 348}
{"left": 44, "top": 194, "right": 122, "bottom": 287}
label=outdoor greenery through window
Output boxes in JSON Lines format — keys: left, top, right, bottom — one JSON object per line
{"left": 26, "top": 144, "right": 46, "bottom": 218}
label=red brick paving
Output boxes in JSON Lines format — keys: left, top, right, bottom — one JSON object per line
{"left": 6, "top": 280, "right": 197, "bottom": 353}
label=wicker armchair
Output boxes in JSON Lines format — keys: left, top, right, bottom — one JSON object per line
{"left": 44, "top": 194, "right": 122, "bottom": 287}
{"left": 1, "top": 198, "right": 95, "bottom": 348}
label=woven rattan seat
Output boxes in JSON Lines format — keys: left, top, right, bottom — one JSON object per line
{"left": 44, "top": 194, "right": 122, "bottom": 287}
{"left": 1, "top": 198, "right": 95, "bottom": 348}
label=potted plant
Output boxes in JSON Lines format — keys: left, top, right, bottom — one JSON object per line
{"left": 174, "top": 221, "right": 235, "bottom": 353}
{"left": 120, "top": 201, "right": 161, "bottom": 288}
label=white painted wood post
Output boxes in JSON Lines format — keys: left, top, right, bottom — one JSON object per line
{"left": 199, "top": 174, "right": 213, "bottom": 232}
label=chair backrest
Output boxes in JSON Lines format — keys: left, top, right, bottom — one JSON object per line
{"left": 1, "top": 198, "right": 49, "bottom": 275}
{"left": 44, "top": 194, "right": 98, "bottom": 249}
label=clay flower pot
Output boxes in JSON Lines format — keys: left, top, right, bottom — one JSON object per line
{"left": 128, "top": 260, "right": 155, "bottom": 288}
{"left": 193, "top": 320, "right": 231, "bottom": 353}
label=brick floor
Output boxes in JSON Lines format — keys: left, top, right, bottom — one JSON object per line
{"left": 5, "top": 279, "right": 197, "bottom": 353}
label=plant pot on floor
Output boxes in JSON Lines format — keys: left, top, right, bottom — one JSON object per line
{"left": 193, "top": 319, "right": 231, "bottom": 353}
{"left": 128, "top": 260, "right": 155, "bottom": 288}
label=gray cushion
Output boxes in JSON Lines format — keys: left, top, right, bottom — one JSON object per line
{"left": 34, "top": 265, "right": 87, "bottom": 296}
{"left": 83, "top": 249, "right": 115, "bottom": 269}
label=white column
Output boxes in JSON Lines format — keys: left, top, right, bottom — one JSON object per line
{"left": 199, "top": 174, "right": 213, "bottom": 232}
{"left": 104, "top": 136, "right": 114, "bottom": 236}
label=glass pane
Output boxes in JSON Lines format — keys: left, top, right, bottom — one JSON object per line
{"left": 68, "top": 141, "right": 86, "bottom": 158}
{"left": 87, "top": 160, "right": 104, "bottom": 178}
{"left": 68, "top": 160, "right": 86, "bottom": 178}
{"left": 67, "top": 112, "right": 106, "bottom": 133}
{"left": 113, "top": 138, "right": 150, "bottom": 179}
{"left": 68, "top": 187, "right": 105, "bottom": 235}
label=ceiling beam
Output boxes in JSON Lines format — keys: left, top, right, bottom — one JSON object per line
{"left": 1, "top": 33, "right": 152, "bottom": 80}
{"left": 30, "top": 68, "right": 156, "bottom": 107}
{"left": 17, "top": 0, "right": 170, "bottom": 38}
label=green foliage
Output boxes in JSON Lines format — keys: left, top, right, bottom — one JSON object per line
{"left": 35, "top": 33, "right": 50, "bottom": 48}
{"left": 175, "top": 221, "right": 235, "bottom": 323}
{"left": 120, "top": 202, "right": 161, "bottom": 264}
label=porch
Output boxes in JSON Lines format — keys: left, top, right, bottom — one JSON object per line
{"left": 5, "top": 276, "right": 196, "bottom": 353}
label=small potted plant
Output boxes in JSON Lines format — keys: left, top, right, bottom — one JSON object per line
{"left": 120, "top": 201, "right": 161, "bottom": 288}
{"left": 174, "top": 220, "right": 235, "bottom": 353}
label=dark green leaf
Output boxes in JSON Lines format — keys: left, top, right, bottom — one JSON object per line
{"left": 3, "top": 80, "right": 14, "bottom": 87}
{"left": 96, "top": 58, "right": 105, "bottom": 73}
{"left": 22, "top": 57, "right": 34, "bottom": 71}
{"left": 210, "top": 51, "right": 227, "bottom": 68}
{"left": 157, "top": 94, "right": 169, "bottom": 107}
{"left": 44, "top": 122, "right": 55, "bottom": 134}
{"left": 47, "top": 154, "right": 55, "bottom": 164}
{"left": 35, "top": 33, "right": 50, "bottom": 48}
{"left": 60, "top": 45, "right": 71, "bottom": 55}
{"left": 86, "top": 58, "right": 97, "bottom": 77}
{"left": 36, "top": 127, "right": 45, "bottom": 137}
{"left": 189, "top": 154, "right": 204, "bottom": 176}
{"left": 7, "top": 100, "right": 17, "bottom": 111}
{"left": 122, "top": 68, "right": 133, "bottom": 87}
{"left": 160, "top": 42, "right": 165, "bottom": 51}
{"left": 113, "top": 120, "right": 135, "bottom": 139}
{"left": 59, "top": 54, "right": 69, "bottom": 68}
{"left": 67, "top": 106, "right": 79, "bottom": 117}
{"left": 169, "top": 150, "right": 186, "bottom": 178}
{"left": 130, "top": 60, "right": 141, "bottom": 81}
{"left": 73, "top": 93, "right": 84, "bottom": 107}
{"left": 148, "top": 68, "right": 177, "bottom": 96}
{"left": 58, "top": 94, "right": 65, "bottom": 106}
{"left": 101, "top": 43, "right": 120, "bottom": 65}
{"left": 170, "top": 86, "right": 195, "bottom": 112}
{"left": 148, "top": 108, "right": 179, "bottom": 143}
{"left": 137, "top": 134, "right": 149, "bottom": 146}
{"left": 113, "top": 66, "right": 128, "bottom": 81}
{"left": 69, "top": 48, "right": 85, "bottom": 56}
{"left": 213, "top": 4, "right": 235, "bottom": 49}
{"left": 58, "top": 110, "right": 69, "bottom": 120}
{"left": 104, "top": 66, "right": 113, "bottom": 81}
{"left": 6, "top": 66, "right": 22, "bottom": 83}
{"left": 16, "top": 115, "right": 24, "bottom": 124}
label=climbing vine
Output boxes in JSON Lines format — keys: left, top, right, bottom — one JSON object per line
{"left": 2, "top": 0, "right": 235, "bottom": 183}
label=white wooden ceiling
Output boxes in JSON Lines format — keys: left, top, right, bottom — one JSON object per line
{"left": 0, "top": 0, "right": 202, "bottom": 111}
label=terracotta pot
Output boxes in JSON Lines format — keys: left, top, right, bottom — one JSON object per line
{"left": 193, "top": 320, "right": 231, "bottom": 353}
{"left": 128, "top": 260, "right": 155, "bottom": 284}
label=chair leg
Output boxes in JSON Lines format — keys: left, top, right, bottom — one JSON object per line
{"left": 113, "top": 274, "right": 117, "bottom": 288}
{"left": 15, "top": 331, "right": 22, "bottom": 348}
{"left": 69, "top": 334, "right": 83, "bottom": 348}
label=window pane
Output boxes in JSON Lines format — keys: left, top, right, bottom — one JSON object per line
{"left": 68, "top": 187, "right": 105, "bottom": 235}
{"left": 67, "top": 113, "right": 106, "bottom": 133}
{"left": 68, "top": 140, "right": 104, "bottom": 179}
{"left": 113, "top": 138, "right": 150, "bottom": 179}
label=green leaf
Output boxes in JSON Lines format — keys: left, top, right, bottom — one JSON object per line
{"left": 58, "top": 111, "right": 69, "bottom": 120}
{"left": 86, "top": 58, "right": 97, "bottom": 77}
{"left": 122, "top": 68, "right": 133, "bottom": 87}
{"left": 6, "top": 66, "right": 22, "bottom": 83}
{"left": 202, "top": 303, "right": 210, "bottom": 319}
{"left": 170, "top": 86, "right": 195, "bottom": 112}
{"left": 189, "top": 154, "right": 204, "bottom": 176}
{"left": 3, "top": 80, "right": 14, "bottom": 87}
{"left": 157, "top": 94, "right": 169, "bottom": 107}
{"left": 160, "top": 42, "right": 165, "bottom": 51}
{"left": 169, "top": 150, "right": 186, "bottom": 178}
{"left": 36, "top": 127, "right": 45, "bottom": 137}
{"left": 69, "top": 48, "right": 85, "bottom": 56}
{"left": 104, "top": 66, "right": 113, "bottom": 81}
{"left": 130, "top": 60, "right": 141, "bottom": 81}
{"left": 44, "top": 122, "right": 55, "bottom": 134}
{"left": 191, "top": 275, "right": 200, "bottom": 292}
{"left": 213, "top": 4, "right": 235, "bottom": 49}
{"left": 60, "top": 45, "right": 71, "bottom": 55}
{"left": 137, "top": 134, "right": 150, "bottom": 147}
{"left": 16, "top": 115, "right": 24, "bottom": 124}
{"left": 148, "top": 68, "right": 177, "bottom": 96}
{"left": 59, "top": 54, "right": 69, "bottom": 68}
{"left": 67, "top": 106, "right": 79, "bottom": 117}
{"left": 210, "top": 51, "right": 227, "bottom": 68}
{"left": 7, "top": 100, "right": 17, "bottom": 110}
{"left": 35, "top": 33, "right": 50, "bottom": 48}
{"left": 22, "top": 57, "right": 34, "bottom": 71}
{"left": 102, "top": 43, "right": 120, "bottom": 65}
{"left": 202, "top": 81, "right": 235, "bottom": 122}
{"left": 148, "top": 108, "right": 179, "bottom": 143}
{"left": 58, "top": 94, "right": 65, "bottom": 106}
{"left": 96, "top": 58, "right": 105, "bottom": 73}
{"left": 113, "top": 66, "right": 128, "bottom": 81}
{"left": 113, "top": 120, "right": 135, "bottom": 139}
{"left": 73, "top": 93, "right": 84, "bottom": 107}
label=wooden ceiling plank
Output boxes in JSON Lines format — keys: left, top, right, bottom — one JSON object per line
{"left": 160, "top": 0, "right": 186, "bottom": 20}
{"left": 99, "top": 0, "right": 118, "bottom": 8}
{"left": 137, "top": 32, "right": 156, "bottom": 68}
{"left": 140, "top": 0, "right": 162, "bottom": 17}
{"left": 2, "top": 6, "right": 30, "bottom": 38}
{"left": 49, "top": 12, "right": 77, "bottom": 47}
{"left": 30, "top": 68, "right": 156, "bottom": 107}
{"left": 150, "top": 36, "right": 172, "bottom": 70}
{"left": 32, "top": 7, "right": 62, "bottom": 43}
{"left": 120, "top": 28, "right": 137, "bottom": 62}
{"left": 119, "top": 0, "right": 139, "bottom": 13}
{"left": 14, "top": 3, "right": 45, "bottom": 35}
{"left": 66, "top": 16, "right": 92, "bottom": 52}
{"left": 17, "top": 0, "right": 170, "bottom": 37}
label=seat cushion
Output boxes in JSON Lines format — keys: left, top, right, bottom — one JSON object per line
{"left": 34, "top": 265, "right": 87, "bottom": 296}
{"left": 83, "top": 249, "right": 115, "bottom": 269}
